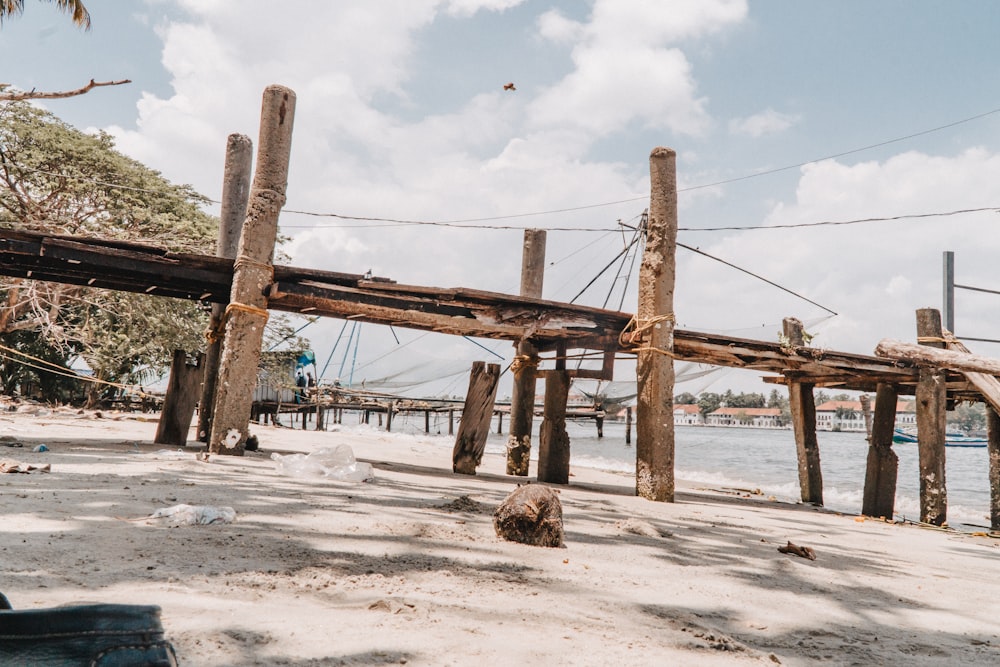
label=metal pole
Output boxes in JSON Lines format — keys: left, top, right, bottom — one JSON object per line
{"left": 943, "top": 250, "right": 955, "bottom": 334}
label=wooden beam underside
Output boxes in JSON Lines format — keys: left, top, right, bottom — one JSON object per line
{"left": 0, "top": 228, "right": 932, "bottom": 391}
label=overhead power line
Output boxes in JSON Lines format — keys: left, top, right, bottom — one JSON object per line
{"left": 13, "top": 103, "right": 1000, "bottom": 231}
{"left": 677, "top": 242, "right": 838, "bottom": 316}
{"left": 679, "top": 206, "right": 1000, "bottom": 232}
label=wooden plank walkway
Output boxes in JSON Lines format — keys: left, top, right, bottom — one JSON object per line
{"left": 0, "top": 227, "right": 949, "bottom": 394}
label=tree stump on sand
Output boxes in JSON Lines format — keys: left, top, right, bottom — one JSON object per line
{"left": 493, "top": 485, "right": 564, "bottom": 548}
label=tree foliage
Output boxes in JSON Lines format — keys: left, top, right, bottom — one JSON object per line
{"left": 0, "top": 102, "right": 218, "bottom": 402}
{"left": 0, "top": 0, "right": 90, "bottom": 28}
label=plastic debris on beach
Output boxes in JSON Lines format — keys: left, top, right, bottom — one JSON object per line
{"left": 143, "top": 449, "right": 192, "bottom": 460}
{"left": 0, "top": 459, "right": 50, "bottom": 474}
{"left": 147, "top": 504, "right": 236, "bottom": 526}
{"left": 271, "top": 445, "right": 375, "bottom": 482}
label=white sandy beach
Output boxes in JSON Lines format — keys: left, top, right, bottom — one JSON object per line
{"left": 1, "top": 405, "right": 999, "bottom": 666}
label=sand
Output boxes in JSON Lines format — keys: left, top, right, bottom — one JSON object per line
{"left": 1, "top": 405, "right": 999, "bottom": 666}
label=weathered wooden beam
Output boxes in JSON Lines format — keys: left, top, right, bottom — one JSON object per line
{"left": 198, "top": 133, "right": 253, "bottom": 443}
{"left": 507, "top": 229, "right": 546, "bottom": 477}
{"left": 940, "top": 336, "right": 1000, "bottom": 415}
{"left": 785, "top": 319, "right": 823, "bottom": 505}
{"left": 876, "top": 338, "right": 1000, "bottom": 376}
{"left": 861, "top": 383, "right": 899, "bottom": 519}
{"left": 210, "top": 85, "right": 296, "bottom": 456}
{"left": 635, "top": 147, "right": 677, "bottom": 502}
{"left": 452, "top": 361, "right": 500, "bottom": 475}
{"left": 915, "top": 308, "right": 948, "bottom": 526}
{"left": 537, "top": 369, "right": 570, "bottom": 484}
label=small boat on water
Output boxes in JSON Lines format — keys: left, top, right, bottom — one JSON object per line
{"left": 892, "top": 428, "right": 987, "bottom": 447}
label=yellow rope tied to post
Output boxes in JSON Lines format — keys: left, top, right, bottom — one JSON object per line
{"left": 916, "top": 336, "right": 948, "bottom": 344}
{"left": 509, "top": 354, "right": 540, "bottom": 377}
{"left": 619, "top": 313, "right": 676, "bottom": 357}
{"left": 205, "top": 302, "right": 271, "bottom": 344}
{"left": 234, "top": 255, "right": 275, "bottom": 277}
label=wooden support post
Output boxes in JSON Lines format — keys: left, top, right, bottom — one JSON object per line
{"left": 988, "top": 407, "right": 1000, "bottom": 530}
{"left": 507, "top": 228, "right": 546, "bottom": 476}
{"left": 155, "top": 350, "right": 205, "bottom": 446}
{"left": 625, "top": 406, "right": 632, "bottom": 445}
{"left": 209, "top": 85, "right": 295, "bottom": 455}
{"left": 496, "top": 410, "right": 503, "bottom": 435}
{"left": 448, "top": 409, "right": 454, "bottom": 436}
{"left": 784, "top": 317, "right": 823, "bottom": 505}
{"left": 425, "top": 410, "right": 430, "bottom": 434}
{"left": 635, "top": 147, "right": 677, "bottom": 502}
{"left": 537, "top": 370, "right": 571, "bottom": 484}
{"left": 386, "top": 400, "right": 395, "bottom": 432}
{"left": 859, "top": 393, "right": 873, "bottom": 441}
{"left": 452, "top": 362, "right": 500, "bottom": 475}
{"left": 862, "top": 383, "right": 899, "bottom": 519}
{"left": 198, "top": 133, "right": 252, "bottom": 443}
{"left": 916, "top": 308, "right": 948, "bottom": 526}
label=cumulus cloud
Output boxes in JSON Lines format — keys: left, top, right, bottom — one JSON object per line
{"left": 729, "top": 108, "right": 800, "bottom": 137}
{"left": 676, "top": 148, "right": 1000, "bottom": 359}
{"left": 443, "top": 0, "right": 526, "bottom": 17}
{"left": 530, "top": 0, "right": 747, "bottom": 140}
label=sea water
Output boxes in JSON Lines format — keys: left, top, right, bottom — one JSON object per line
{"left": 381, "top": 412, "right": 994, "bottom": 530}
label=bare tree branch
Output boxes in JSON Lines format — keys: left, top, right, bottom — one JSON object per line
{"left": 0, "top": 78, "right": 131, "bottom": 101}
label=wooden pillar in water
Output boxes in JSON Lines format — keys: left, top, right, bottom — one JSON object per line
{"left": 209, "top": 85, "right": 296, "bottom": 455}
{"left": 784, "top": 317, "right": 823, "bottom": 505}
{"left": 507, "top": 229, "right": 546, "bottom": 476}
{"left": 155, "top": 350, "right": 206, "bottom": 446}
{"left": 862, "top": 383, "right": 899, "bottom": 518}
{"left": 987, "top": 407, "right": 1000, "bottom": 530}
{"left": 198, "top": 134, "right": 252, "bottom": 443}
{"left": 496, "top": 410, "right": 503, "bottom": 435}
{"left": 452, "top": 362, "right": 500, "bottom": 474}
{"left": 859, "top": 393, "right": 873, "bottom": 441}
{"left": 915, "top": 307, "right": 948, "bottom": 525}
{"left": 537, "top": 370, "right": 571, "bottom": 484}
{"left": 625, "top": 406, "right": 632, "bottom": 445}
{"left": 635, "top": 148, "right": 678, "bottom": 502}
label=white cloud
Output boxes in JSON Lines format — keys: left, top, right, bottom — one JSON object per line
{"left": 529, "top": 0, "right": 747, "bottom": 139}
{"left": 536, "top": 9, "right": 583, "bottom": 44}
{"left": 676, "top": 148, "right": 1000, "bottom": 360}
{"left": 443, "top": 0, "right": 526, "bottom": 17}
{"left": 729, "top": 108, "right": 800, "bottom": 137}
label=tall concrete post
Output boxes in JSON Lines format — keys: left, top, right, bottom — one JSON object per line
{"left": 635, "top": 147, "right": 677, "bottom": 502}
{"left": 198, "top": 133, "right": 253, "bottom": 443}
{"left": 209, "top": 86, "right": 295, "bottom": 455}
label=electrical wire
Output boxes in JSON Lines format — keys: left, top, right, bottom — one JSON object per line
{"left": 678, "top": 242, "right": 838, "bottom": 316}
{"left": 679, "top": 206, "right": 1000, "bottom": 232}
{"left": 11, "top": 103, "right": 1000, "bottom": 234}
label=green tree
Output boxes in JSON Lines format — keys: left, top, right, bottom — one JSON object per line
{"left": 0, "top": 102, "right": 217, "bottom": 403}
{"left": 697, "top": 392, "right": 722, "bottom": 417}
{"left": 673, "top": 391, "right": 697, "bottom": 405}
{"left": 0, "top": 0, "right": 89, "bottom": 28}
{"left": 948, "top": 402, "right": 986, "bottom": 434}
{"left": 767, "top": 388, "right": 787, "bottom": 409}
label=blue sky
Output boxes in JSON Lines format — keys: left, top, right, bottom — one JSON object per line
{"left": 4, "top": 0, "right": 1000, "bottom": 396}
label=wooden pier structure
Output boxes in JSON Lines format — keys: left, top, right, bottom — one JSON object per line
{"left": 2, "top": 84, "right": 999, "bottom": 531}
